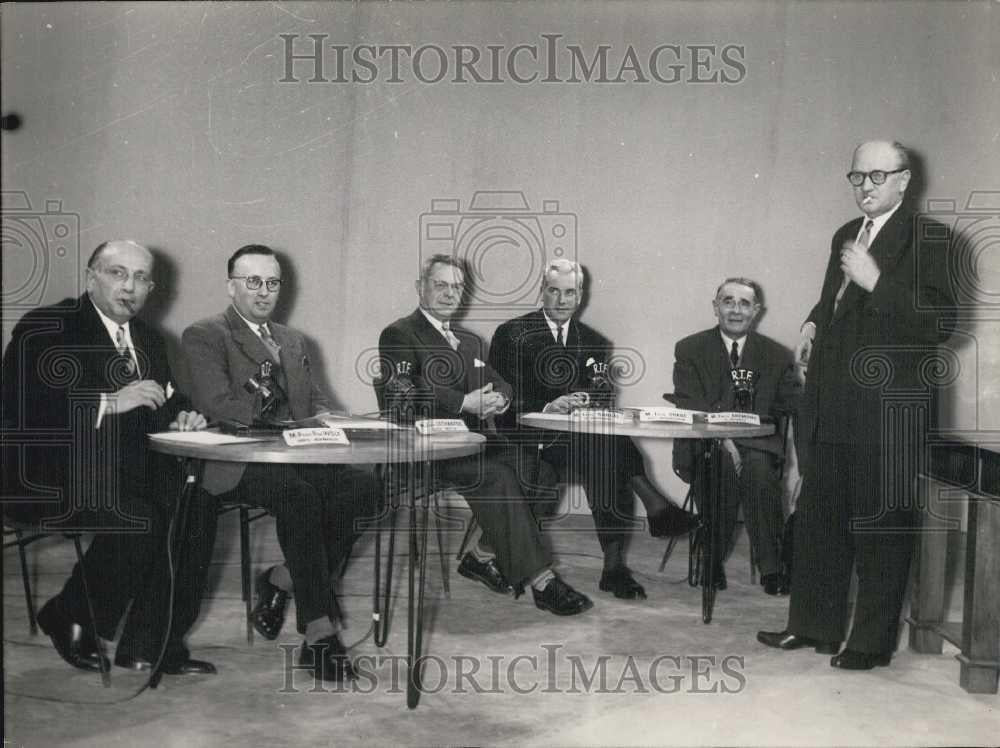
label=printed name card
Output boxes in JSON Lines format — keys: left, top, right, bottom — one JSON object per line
{"left": 414, "top": 419, "right": 469, "bottom": 435}
{"left": 706, "top": 412, "right": 761, "bottom": 426}
{"left": 632, "top": 407, "right": 704, "bottom": 424}
{"left": 282, "top": 427, "right": 350, "bottom": 446}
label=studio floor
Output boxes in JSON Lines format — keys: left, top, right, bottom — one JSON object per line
{"left": 3, "top": 509, "right": 997, "bottom": 747}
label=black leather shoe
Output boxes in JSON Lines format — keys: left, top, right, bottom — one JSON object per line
{"left": 251, "top": 568, "right": 289, "bottom": 641}
{"left": 757, "top": 629, "right": 840, "bottom": 655}
{"left": 457, "top": 553, "right": 513, "bottom": 595}
{"left": 115, "top": 654, "right": 217, "bottom": 675}
{"left": 830, "top": 649, "right": 891, "bottom": 670}
{"left": 299, "top": 635, "right": 357, "bottom": 682}
{"left": 532, "top": 577, "right": 593, "bottom": 616}
{"left": 761, "top": 573, "right": 781, "bottom": 596}
{"left": 37, "top": 598, "right": 109, "bottom": 673}
{"left": 599, "top": 567, "right": 647, "bottom": 600}
{"left": 648, "top": 504, "right": 700, "bottom": 538}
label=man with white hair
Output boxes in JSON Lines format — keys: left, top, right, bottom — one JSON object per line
{"left": 490, "top": 258, "right": 696, "bottom": 601}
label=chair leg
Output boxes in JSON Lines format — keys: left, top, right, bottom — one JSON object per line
{"left": 71, "top": 534, "right": 110, "bottom": 687}
{"left": 240, "top": 506, "right": 253, "bottom": 647}
{"left": 14, "top": 530, "right": 39, "bottom": 635}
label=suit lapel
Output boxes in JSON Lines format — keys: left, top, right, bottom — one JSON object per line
{"left": 225, "top": 305, "right": 274, "bottom": 368}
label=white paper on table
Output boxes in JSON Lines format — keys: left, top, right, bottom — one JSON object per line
{"left": 149, "top": 430, "right": 271, "bottom": 445}
{"left": 314, "top": 414, "right": 403, "bottom": 430}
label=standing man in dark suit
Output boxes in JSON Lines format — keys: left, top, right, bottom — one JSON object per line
{"left": 376, "top": 254, "right": 592, "bottom": 616}
{"left": 1, "top": 239, "right": 216, "bottom": 677}
{"left": 182, "top": 244, "right": 381, "bottom": 683}
{"left": 758, "top": 140, "right": 956, "bottom": 670}
{"left": 672, "top": 278, "right": 800, "bottom": 595}
{"left": 490, "top": 259, "right": 696, "bottom": 601}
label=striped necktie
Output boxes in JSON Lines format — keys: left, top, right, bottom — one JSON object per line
{"left": 115, "top": 326, "right": 137, "bottom": 378}
{"left": 834, "top": 218, "right": 873, "bottom": 314}
{"left": 441, "top": 321, "right": 460, "bottom": 351}
{"left": 259, "top": 324, "right": 282, "bottom": 363}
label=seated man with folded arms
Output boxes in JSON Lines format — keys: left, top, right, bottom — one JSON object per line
{"left": 672, "top": 278, "right": 800, "bottom": 593}
{"left": 490, "top": 258, "right": 699, "bottom": 600}
{"left": 376, "top": 254, "right": 592, "bottom": 616}
{"left": 182, "top": 244, "right": 381, "bottom": 683}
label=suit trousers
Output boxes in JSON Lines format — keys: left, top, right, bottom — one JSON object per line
{"left": 788, "top": 441, "right": 915, "bottom": 654}
{"left": 435, "top": 445, "right": 551, "bottom": 587}
{"left": 219, "top": 463, "right": 382, "bottom": 634}
{"left": 537, "top": 434, "right": 637, "bottom": 558}
{"left": 55, "top": 462, "right": 216, "bottom": 661}
{"left": 691, "top": 448, "right": 783, "bottom": 575}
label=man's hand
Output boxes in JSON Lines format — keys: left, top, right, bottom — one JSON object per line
{"left": 169, "top": 410, "right": 208, "bottom": 432}
{"left": 461, "top": 383, "right": 508, "bottom": 419}
{"left": 110, "top": 380, "right": 167, "bottom": 414}
{"left": 722, "top": 438, "right": 743, "bottom": 477}
{"left": 840, "top": 240, "right": 881, "bottom": 292}
{"left": 542, "top": 391, "right": 590, "bottom": 414}
{"left": 794, "top": 325, "right": 815, "bottom": 384}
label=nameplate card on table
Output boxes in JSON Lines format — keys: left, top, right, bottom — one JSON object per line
{"left": 282, "top": 427, "right": 351, "bottom": 447}
{"left": 706, "top": 412, "right": 761, "bottom": 426}
{"left": 569, "top": 408, "right": 629, "bottom": 424}
{"left": 414, "top": 419, "right": 469, "bottom": 435}
{"left": 625, "top": 406, "right": 704, "bottom": 424}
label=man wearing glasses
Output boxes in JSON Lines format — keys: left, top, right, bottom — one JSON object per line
{"left": 182, "top": 244, "right": 381, "bottom": 683}
{"left": 758, "top": 140, "right": 956, "bottom": 670}
{"left": 2, "top": 240, "right": 216, "bottom": 677}
{"left": 671, "top": 278, "right": 800, "bottom": 595}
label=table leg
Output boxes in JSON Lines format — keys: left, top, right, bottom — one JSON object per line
{"left": 372, "top": 466, "right": 399, "bottom": 648}
{"left": 701, "top": 439, "right": 721, "bottom": 624}
{"left": 151, "top": 457, "right": 202, "bottom": 689}
{"left": 958, "top": 493, "right": 1000, "bottom": 694}
{"left": 406, "top": 460, "right": 431, "bottom": 709}
{"left": 907, "top": 474, "right": 954, "bottom": 654}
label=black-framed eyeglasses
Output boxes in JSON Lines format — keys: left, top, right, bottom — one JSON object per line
{"left": 95, "top": 265, "right": 155, "bottom": 289}
{"left": 846, "top": 168, "right": 908, "bottom": 186}
{"left": 229, "top": 275, "right": 282, "bottom": 292}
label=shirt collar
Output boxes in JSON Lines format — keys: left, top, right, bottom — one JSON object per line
{"left": 419, "top": 306, "right": 451, "bottom": 336}
{"left": 90, "top": 295, "right": 133, "bottom": 346}
{"left": 542, "top": 310, "right": 570, "bottom": 341}
{"left": 719, "top": 330, "right": 747, "bottom": 357}
{"left": 862, "top": 200, "right": 902, "bottom": 242}
{"left": 231, "top": 304, "right": 269, "bottom": 336}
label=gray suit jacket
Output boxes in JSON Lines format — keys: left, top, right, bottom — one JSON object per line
{"left": 181, "top": 305, "right": 331, "bottom": 494}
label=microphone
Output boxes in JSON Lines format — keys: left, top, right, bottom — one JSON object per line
{"left": 244, "top": 360, "right": 281, "bottom": 418}
{"left": 730, "top": 367, "right": 758, "bottom": 412}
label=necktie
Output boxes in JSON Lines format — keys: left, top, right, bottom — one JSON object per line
{"left": 259, "top": 324, "right": 282, "bottom": 363}
{"left": 556, "top": 325, "right": 564, "bottom": 346}
{"left": 115, "top": 326, "right": 137, "bottom": 378}
{"left": 834, "top": 218, "right": 873, "bottom": 314}
{"left": 730, "top": 340, "right": 740, "bottom": 369}
{"left": 441, "top": 321, "right": 460, "bottom": 351}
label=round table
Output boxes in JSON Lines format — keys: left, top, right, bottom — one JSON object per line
{"left": 149, "top": 428, "right": 485, "bottom": 708}
{"left": 518, "top": 412, "right": 774, "bottom": 623}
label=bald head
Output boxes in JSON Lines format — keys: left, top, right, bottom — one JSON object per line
{"left": 850, "top": 140, "right": 911, "bottom": 217}
{"left": 85, "top": 240, "right": 155, "bottom": 323}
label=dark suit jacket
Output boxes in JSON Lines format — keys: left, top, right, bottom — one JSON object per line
{"left": 488, "top": 309, "right": 614, "bottom": 443}
{"left": 1, "top": 295, "right": 187, "bottom": 525}
{"left": 376, "top": 308, "right": 512, "bottom": 434}
{"left": 799, "top": 208, "right": 956, "bottom": 445}
{"left": 182, "top": 305, "right": 332, "bottom": 494}
{"left": 671, "top": 326, "right": 799, "bottom": 482}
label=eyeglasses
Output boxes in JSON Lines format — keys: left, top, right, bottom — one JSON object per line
{"left": 96, "top": 265, "right": 155, "bottom": 289}
{"left": 717, "top": 298, "right": 757, "bottom": 312}
{"left": 230, "top": 275, "right": 282, "bottom": 292}
{"left": 846, "top": 168, "right": 908, "bottom": 186}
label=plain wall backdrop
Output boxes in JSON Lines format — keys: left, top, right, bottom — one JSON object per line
{"left": 3, "top": 1, "right": 998, "bottom": 504}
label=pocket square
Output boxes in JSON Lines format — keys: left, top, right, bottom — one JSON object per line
{"left": 474, "top": 358, "right": 486, "bottom": 368}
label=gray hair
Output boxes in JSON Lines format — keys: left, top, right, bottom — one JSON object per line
{"left": 714, "top": 277, "right": 763, "bottom": 307}
{"left": 419, "top": 253, "right": 467, "bottom": 285}
{"left": 540, "top": 258, "right": 583, "bottom": 292}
